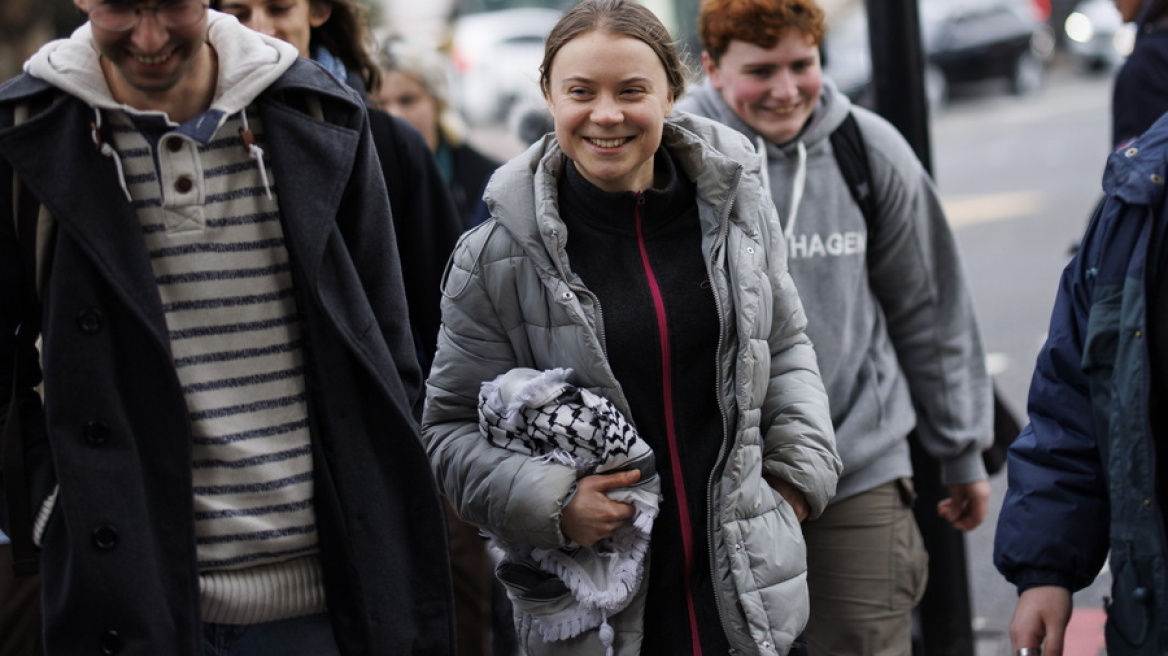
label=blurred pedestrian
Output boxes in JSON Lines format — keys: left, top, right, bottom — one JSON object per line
{"left": 993, "top": 108, "right": 1168, "bottom": 656}
{"left": 1069, "top": 0, "right": 1168, "bottom": 254}
{"left": 1111, "top": 0, "right": 1168, "bottom": 149}
{"left": 422, "top": 0, "right": 841, "bottom": 653}
{"left": 0, "top": 2, "right": 453, "bottom": 653}
{"left": 374, "top": 38, "right": 500, "bottom": 229}
{"left": 212, "top": 0, "right": 464, "bottom": 374}
{"left": 372, "top": 38, "right": 515, "bottom": 656}
{"left": 678, "top": 0, "right": 994, "bottom": 653}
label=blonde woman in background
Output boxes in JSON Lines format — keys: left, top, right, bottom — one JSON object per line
{"left": 375, "top": 39, "right": 501, "bottom": 229}
{"left": 373, "top": 39, "right": 514, "bottom": 656}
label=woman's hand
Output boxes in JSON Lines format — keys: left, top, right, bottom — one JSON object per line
{"left": 560, "top": 469, "right": 642, "bottom": 547}
{"left": 765, "top": 474, "right": 809, "bottom": 522}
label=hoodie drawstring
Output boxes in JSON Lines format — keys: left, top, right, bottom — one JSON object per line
{"left": 239, "top": 110, "right": 273, "bottom": 200}
{"left": 755, "top": 136, "right": 808, "bottom": 239}
{"left": 784, "top": 141, "right": 808, "bottom": 240}
{"left": 91, "top": 108, "right": 132, "bottom": 203}
{"left": 755, "top": 135, "right": 773, "bottom": 197}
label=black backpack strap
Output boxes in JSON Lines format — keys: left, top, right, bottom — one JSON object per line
{"left": 829, "top": 111, "right": 878, "bottom": 231}
{"left": 4, "top": 101, "right": 43, "bottom": 577}
{"left": 829, "top": 109, "right": 1022, "bottom": 476}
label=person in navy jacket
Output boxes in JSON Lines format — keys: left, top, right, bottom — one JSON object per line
{"left": 994, "top": 111, "right": 1168, "bottom": 656}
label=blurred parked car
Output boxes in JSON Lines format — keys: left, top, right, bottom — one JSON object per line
{"left": 823, "top": 0, "right": 1056, "bottom": 109}
{"left": 449, "top": 6, "right": 564, "bottom": 126}
{"left": 1063, "top": 0, "right": 1134, "bottom": 72}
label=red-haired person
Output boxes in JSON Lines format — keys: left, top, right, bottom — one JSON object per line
{"left": 679, "top": 0, "right": 993, "bottom": 653}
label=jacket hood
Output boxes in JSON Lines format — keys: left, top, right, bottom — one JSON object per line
{"left": 24, "top": 10, "right": 298, "bottom": 122}
{"left": 678, "top": 76, "right": 852, "bottom": 152}
{"left": 482, "top": 111, "right": 759, "bottom": 269}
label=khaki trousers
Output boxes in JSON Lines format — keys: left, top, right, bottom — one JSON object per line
{"left": 801, "top": 479, "right": 929, "bottom": 656}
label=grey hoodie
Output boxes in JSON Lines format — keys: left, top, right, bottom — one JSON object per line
{"left": 679, "top": 78, "right": 991, "bottom": 500}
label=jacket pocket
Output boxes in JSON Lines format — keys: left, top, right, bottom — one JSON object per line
{"left": 1104, "top": 541, "right": 1154, "bottom": 650}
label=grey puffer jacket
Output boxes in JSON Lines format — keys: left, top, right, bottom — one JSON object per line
{"left": 422, "top": 111, "right": 840, "bottom": 655}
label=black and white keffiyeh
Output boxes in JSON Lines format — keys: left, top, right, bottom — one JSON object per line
{"left": 478, "top": 368, "right": 660, "bottom": 654}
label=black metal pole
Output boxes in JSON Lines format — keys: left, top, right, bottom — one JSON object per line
{"left": 909, "top": 437, "right": 977, "bottom": 656}
{"left": 864, "top": 1, "right": 975, "bottom": 655}
{"left": 865, "top": 0, "right": 933, "bottom": 173}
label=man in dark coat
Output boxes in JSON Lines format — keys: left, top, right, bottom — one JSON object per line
{"left": 0, "top": 5, "right": 454, "bottom": 655}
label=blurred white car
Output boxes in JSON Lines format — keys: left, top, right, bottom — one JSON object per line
{"left": 1064, "top": 0, "right": 1135, "bottom": 73}
{"left": 450, "top": 7, "right": 564, "bottom": 126}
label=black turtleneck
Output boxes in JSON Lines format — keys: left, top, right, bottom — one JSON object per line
{"left": 559, "top": 150, "right": 730, "bottom": 656}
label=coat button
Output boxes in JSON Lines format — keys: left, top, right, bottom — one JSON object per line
{"left": 92, "top": 525, "right": 119, "bottom": 551}
{"left": 99, "top": 629, "right": 122, "bottom": 654}
{"left": 1133, "top": 586, "right": 1151, "bottom": 603}
{"left": 175, "top": 176, "right": 193, "bottom": 194}
{"left": 166, "top": 137, "right": 183, "bottom": 153}
{"left": 83, "top": 421, "right": 111, "bottom": 446}
{"left": 77, "top": 308, "right": 104, "bottom": 334}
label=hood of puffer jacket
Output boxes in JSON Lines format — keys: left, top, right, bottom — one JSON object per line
{"left": 24, "top": 10, "right": 298, "bottom": 127}
{"left": 481, "top": 110, "right": 765, "bottom": 277}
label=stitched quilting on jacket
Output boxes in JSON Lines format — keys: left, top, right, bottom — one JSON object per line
{"left": 423, "top": 110, "right": 840, "bottom": 656}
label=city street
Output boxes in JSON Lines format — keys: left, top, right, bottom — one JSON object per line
{"left": 938, "top": 61, "right": 1114, "bottom": 655}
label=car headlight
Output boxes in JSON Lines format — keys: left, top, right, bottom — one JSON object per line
{"left": 1065, "top": 11, "right": 1095, "bottom": 43}
{"left": 1114, "top": 23, "right": 1136, "bottom": 56}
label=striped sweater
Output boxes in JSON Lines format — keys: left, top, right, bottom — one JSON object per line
{"left": 108, "top": 106, "right": 325, "bottom": 624}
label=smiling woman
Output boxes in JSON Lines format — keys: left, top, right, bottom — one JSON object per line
{"left": 543, "top": 30, "right": 674, "bottom": 192}
{"left": 210, "top": 0, "right": 380, "bottom": 91}
{"left": 420, "top": 1, "right": 841, "bottom": 655}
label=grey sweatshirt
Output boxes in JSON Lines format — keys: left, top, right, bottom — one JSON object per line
{"left": 678, "top": 78, "right": 991, "bottom": 501}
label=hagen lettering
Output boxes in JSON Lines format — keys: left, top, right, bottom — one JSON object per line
{"left": 787, "top": 231, "right": 867, "bottom": 259}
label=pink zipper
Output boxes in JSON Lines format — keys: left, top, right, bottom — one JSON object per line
{"left": 634, "top": 196, "right": 702, "bottom": 655}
